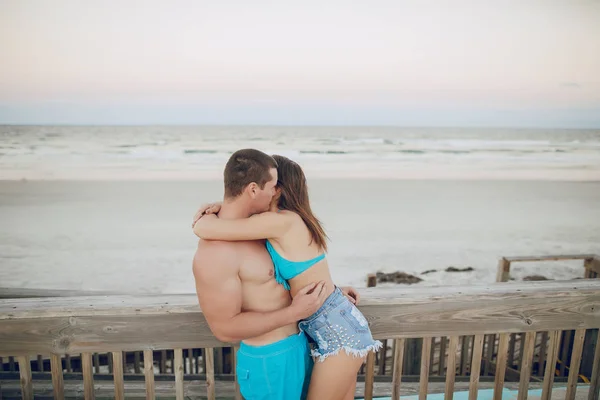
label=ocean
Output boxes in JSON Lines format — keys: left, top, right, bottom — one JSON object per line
{"left": 0, "top": 126, "right": 599, "bottom": 293}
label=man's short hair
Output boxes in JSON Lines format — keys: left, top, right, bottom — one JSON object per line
{"left": 224, "top": 149, "right": 278, "bottom": 198}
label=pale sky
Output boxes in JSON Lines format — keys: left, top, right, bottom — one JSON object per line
{"left": 1, "top": 0, "right": 599, "bottom": 127}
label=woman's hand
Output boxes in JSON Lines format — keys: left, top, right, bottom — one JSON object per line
{"left": 341, "top": 286, "right": 360, "bottom": 305}
{"left": 192, "top": 202, "right": 222, "bottom": 228}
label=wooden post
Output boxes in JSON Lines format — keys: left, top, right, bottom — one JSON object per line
{"left": 37, "top": 355, "right": 44, "bottom": 372}
{"left": 496, "top": 258, "right": 511, "bottom": 282}
{"left": 493, "top": 333, "right": 510, "bottom": 400}
{"left": 541, "top": 331, "right": 561, "bottom": 400}
{"left": 143, "top": 350, "right": 155, "bottom": 400}
{"left": 379, "top": 339, "right": 388, "bottom": 375}
{"left": 445, "top": 336, "right": 460, "bottom": 400}
{"left": 588, "top": 329, "right": 600, "bottom": 400}
{"left": 17, "top": 356, "right": 33, "bottom": 400}
{"left": 81, "top": 352, "right": 95, "bottom": 400}
{"left": 484, "top": 334, "right": 496, "bottom": 376}
{"left": 468, "top": 335, "right": 484, "bottom": 400}
{"left": 419, "top": 337, "right": 432, "bottom": 400}
{"left": 367, "top": 273, "right": 377, "bottom": 288}
{"left": 134, "top": 351, "right": 141, "bottom": 374}
{"left": 565, "top": 329, "right": 586, "bottom": 400}
{"left": 364, "top": 351, "right": 376, "bottom": 400}
{"left": 517, "top": 332, "right": 536, "bottom": 400}
{"left": 112, "top": 351, "right": 124, "bottom": 400}
{"left": 50, "top": 354, "right": 65, "bottom": 400}
{"left": 205, "top": 348, "right": 215, "bottom": 400}
{"left": 439, "top": 336, "right": 447, "bottom": 375}
{"left": 391, "top": 338, "right": 405, "bottom": 400}
{"left": 174, "top": 349, "right": 184, "bottom": 400}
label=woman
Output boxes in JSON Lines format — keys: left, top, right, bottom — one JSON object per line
{"left": 193, "top": 155, "right": 381, "bottom": 400}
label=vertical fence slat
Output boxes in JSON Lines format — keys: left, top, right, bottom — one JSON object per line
{"left": 445, "top": 336, "right": 460, "bottom": 400}
{"left": 143, "top": 350, "right": 155, "bottom": 400}
{"left": 364, "top": 351, "right": 376, "bottom": 400}
{"left": 484, "top": 334, "right": 496, "bottom": 376}
{"left": 493, "top": 333, "right": 510, "bottom": 400}
{"left": 205, "top": 348, "right": 216, "bottom": 400}
{"left": 134, "top": 351, "right": 141, "bottom": 374}
{"left": 50, "top": 354, "right": 64, "bottom": 400}
{"left": 233, "top": 346, "right": 242, "bottom": 400}
{"left": 379, "top": 339, "right": 389, "bottom": 375}
{"left": 429, "top": 337, "right": 436, "bottom": 375}
{"left": 81, "top": 352, "right": 95, "bottom": 400}
{"left": 36, "top": 355, "right": 43, "bottom": 372}
{"left": 541, "top": 331, "right": 561, "bottom": 400}
{"left": 560, "top": 330, "right": 573, "bottom": 376}
{"left": 517, "top": 332, "right": 536, "bottom": 400}
{"left": 112, "top": 352, "right": 124, "bottom": 400}
{"left": 460, "top": 336, "right": 470, "bottom": 375}
{"left": 160, "top": 350, "right": 166, "bottom": 374}
{"left": 468, "top": 334, "right": 484, "bottom": 400}
{"left": 65, "top": 354, "right": 72, "bottom": 373}
{"left": 174, "top": 349, "right": 184, "bottom": 400}
{"left": 391, "top": 338, "right": 405, "bottom": 400}
{"left": 517, "top": 333, "right": 525, "bottom": 371}
{"left": 508, "top": 333, "right": 516, "bottom": 368}
{"left": 17, "top": 356, "right": 33, "bottom": 400}
{"left": 9, "top": 357, "right": 15, "bottom": 372}
{"left": 565, "top": 329, "right": 586, "bottom": 400}
{"left": 439, "top": 336, "right": 447, "bottom": 375}
{"left": 93, "top": 353, "right": 100, "bottom": 374}
{"left": 419, "top": 337, "right": 432, "bottom": 400}
{"left": 588, "top": 329, "right": 600, "bottom": 400}
{"left": 537, "top": 332, "right": 548, "bottom": 377}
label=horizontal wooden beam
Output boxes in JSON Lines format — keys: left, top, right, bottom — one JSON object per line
{"left": 503, "top": 254, "right": 597, "bottom": 263}
{"left": 1, "top": 280, "right": 599, "bottom": 355}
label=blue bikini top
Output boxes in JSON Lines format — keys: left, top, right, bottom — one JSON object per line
{"left": 266, "top": 240, "right": 326, "bottom": 290}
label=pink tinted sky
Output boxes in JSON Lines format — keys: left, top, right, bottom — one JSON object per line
{"left": 1, "top": 0, "right": 599, "bottom": 126}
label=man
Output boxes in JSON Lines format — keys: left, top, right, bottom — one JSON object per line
{"left": 192, "top": 149, "right": 328, "bottom": 400}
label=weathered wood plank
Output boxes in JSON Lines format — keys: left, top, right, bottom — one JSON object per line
{"left": 493, "top": 333, "right": 510, "bottom": 400}
{"left": 469, "top": 334, "right": 484, "bottom": 400}
{"left": 1, "top": 281, "right": 599, "bottom": 356}
{"left": 205, "top": 348, "right": 215, "bottom": 400}
{"left": 81, "top": 352, "right": 95, "bottom": 400}
{"left": 364, "top": 351, "right": 375, "bottom": 400}
{"left": 445, "top": 336, "right": 460, "bottom": 400}
{"left": 50, "top": 354, "right": 64, "bottom": 400}
{"left": 134, "top": 351, "right": 141, "bottom": 374}
{"left": 565, "top": 329, "right": 586, "bottom": 400}
{"left": 517, "top": 331, "right": 536, "bottom": 400}
{"left": 111, "top": 351, "right": 124, "bottom": 400}
{"left": 460, "top": 335, "right": 471, "bottom": 375}
{"left": 391, "top": 338, "right": 405, "bottom": 400}
{"left": 541, "top": 331, "right": 561, "bottom": 400}
{"left": 16, "top": 356, "right": 32, "bottom": 400}
{"left": 589, "top": 329, "right": 600, "bottom": 400}
{"left": 143, "top": 350, "right": 155, "bottom": 400}
{"left": 174, "top": 349, "right": 184, "bottom": 400}
{"left": 504, "top": 254, "right": 596, "bottom": 262}
{"left": 419, "top": 337, "right": 431, "bottom": 400}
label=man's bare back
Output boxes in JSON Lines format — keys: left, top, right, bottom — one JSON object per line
{"left": 193, "top": 239, "right": 299, "bottom": 345}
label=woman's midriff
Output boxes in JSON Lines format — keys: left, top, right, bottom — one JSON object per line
{"left": 288, "top": 260, "right": 336, "bottom": 300}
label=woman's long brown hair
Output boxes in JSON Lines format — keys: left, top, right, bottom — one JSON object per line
{"left": 272, "top": 155, "right": 328, "bottom": 252}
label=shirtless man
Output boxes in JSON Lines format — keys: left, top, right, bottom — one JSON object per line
{"left": 192, "top": 149, "right": 328, "bottom": 400}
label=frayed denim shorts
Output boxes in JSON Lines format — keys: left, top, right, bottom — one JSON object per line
{"left": 298, "top": 287, "right": 382, "bottom": 362}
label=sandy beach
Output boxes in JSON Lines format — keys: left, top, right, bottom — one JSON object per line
{"left": 1, "top": 179, "right": 598, "bottom": 293}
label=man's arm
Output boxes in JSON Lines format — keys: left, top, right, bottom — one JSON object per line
{"left": 193, "top": 242, "right": 326, "bottom": 343}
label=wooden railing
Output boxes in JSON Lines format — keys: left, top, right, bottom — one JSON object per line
{"left": 1, "top": 280, "right": 600, "bottom": 400}
{"left": 496, "top": 254, "right": 599, "bottom": 283}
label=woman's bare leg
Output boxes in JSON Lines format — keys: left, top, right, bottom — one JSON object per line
{"left": 307, "top": 351, "right": 365, "bottom": 400}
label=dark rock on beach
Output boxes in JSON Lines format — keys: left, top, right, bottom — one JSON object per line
{"left": 376, "top": 271, "right": 423, "bottom": 284}
{"left": 523, "top": 275, "right": 551, "bottom": 281}
{"left": 445, "top": 266, "right": 474, "bottom": 273}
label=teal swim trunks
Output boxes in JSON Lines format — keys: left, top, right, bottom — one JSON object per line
{"left": 236, "top": 332, "right": 313, "bottom": 400}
